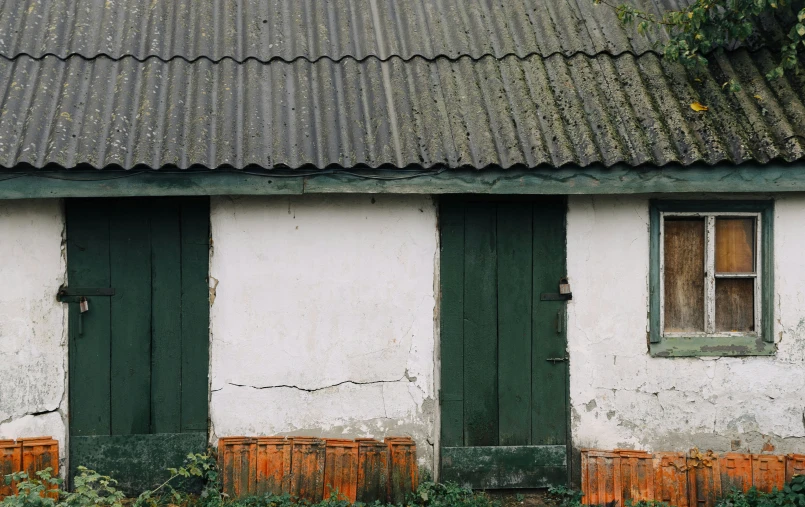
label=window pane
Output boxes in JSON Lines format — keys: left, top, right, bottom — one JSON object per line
{"left": 716, "top": 218, "right": 755, "bottom": 273}
{"left": 664, "top": 218, "right": 705, "bottom": 333}
{"left": 715, "top": 278, "right": 755, "bottom": 332}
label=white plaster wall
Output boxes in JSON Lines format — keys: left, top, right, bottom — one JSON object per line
{"left": 567, "top": 195, "right": 805, "bottom": 453}
{"left": 0, "top": 200, "right": 67, "bottom": 462}
{"left": 209, "top": 195, "right": 438, "bottom": 468}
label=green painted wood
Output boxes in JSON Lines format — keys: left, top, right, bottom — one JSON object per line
{"left": 150, "top": 201, "right": 183, "bottom": 433}
{"left": 496, "top": 203, "right": 533, "bottom": 446}
{"left": 109, "top": 200, "right": 153, "bottom": 435}
{"left": 6, "top": 163, "right": 805, "bottom": 198}
{"left": 67, "top": 201, "right": 112, "bottom": 436}
{"left": 649, "top": 200, "right": 776, "bottom": 356}
{"left": 440, "top": 445, "right": 566, "bottom": 489}
{"left": 69, "top": 432, "right": 207, "bottom": 495}
{"left": 531, "top": 201, "right": 567, "bottom": 446}
{"left": 761, "top": 204, "right": 774, "bottom": 344}
{"left": 0, "top": 171, "right": 303, "bottom": 199}
{"left": 649, "top": 204, "right": 662, "bottom": 344}
{"left": 180, "top": 199, "right": 210, "bottom": 433}
{"left": 439, "top": 201, "right": 465, "bottom": 448}
{"left": 462, "top": 203, "right": 498, "bottom": 447}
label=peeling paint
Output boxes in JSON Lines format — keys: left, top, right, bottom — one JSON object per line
{"left": 0, "top": 200, "right": 67, "bottom": 469}
{"left": 208, "top": 195, "right": 438, "bottom": 470}
{"left": 567, "top": 195, "right": 805, "bottom": 453}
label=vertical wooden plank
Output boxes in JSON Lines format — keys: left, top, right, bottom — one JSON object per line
{"left": 463, "top": 202, "right": 498, "bottom": 447}
{"left": 439, "top": 200, "right": 465, "bottom": 448}
{"left": 150, "top": 201, "right": 183, "bottom": 434}
{"left": 67, "top": 200, "right": 112, "bottom": 436}
{"left": 531, "top": 200, "right": 567, "bottom": 445}
{"left": 496, "top": 202, "right": 532, "bottom": 446}
{"left": 110, "top": 199, "right": 152, "bottom": 435}
{"left": 180, "top": 198, "right": 210, "bottom": 432}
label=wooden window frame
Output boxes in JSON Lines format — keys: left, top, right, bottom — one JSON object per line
{"left": 649, "top": 200, "right": 775, "bottom": 357}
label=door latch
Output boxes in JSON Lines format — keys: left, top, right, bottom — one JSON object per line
{"left": 57, "top": 287, "right": 115, "bottom": 336}
{"left": 540, "top": 277, "right": 572, "bottom": 301}
{"left": 546, "top": 356, "right": 568, "bottom": 363}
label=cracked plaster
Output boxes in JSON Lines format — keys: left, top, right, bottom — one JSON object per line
{"left": 567, "top": 195, "right": 805, "bottom": 453}
{"left": 209, "top": 195, "right": 438, "bottom": 469}
{"left": 0, "top": 199, "right": 67, "bottom": 465}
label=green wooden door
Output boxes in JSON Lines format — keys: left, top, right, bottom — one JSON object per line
{"left": 439, "top": 198, "right": 568, "bottom": 489}
{"left": 65, "top": 198, "right": 210, "bottom": 494}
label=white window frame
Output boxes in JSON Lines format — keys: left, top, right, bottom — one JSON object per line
{"left": 659, "top": 211, "right": 762, "bottom": 338}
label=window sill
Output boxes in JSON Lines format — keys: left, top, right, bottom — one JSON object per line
{"left": 649, "top": 335, "right": 776, "bottom": 357}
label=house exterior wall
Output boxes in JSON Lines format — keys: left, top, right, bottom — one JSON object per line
{"left": 3, "top": 192, "right": 805, "bottom": 478}
{"left": 208, "top": 195, "right": 439, "bottom": 469}
{"left": 567, "top": 194, "right": 805, "bottom": 454}
{"left": 0, "top": 199, "right": 67, "bottom": 462}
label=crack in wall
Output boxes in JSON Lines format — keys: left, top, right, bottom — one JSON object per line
{"left": 226, "top": 374, "right": 409, "bottom": 393}
{"left": 0, "top": 407, "right": 60, "bottom": 427}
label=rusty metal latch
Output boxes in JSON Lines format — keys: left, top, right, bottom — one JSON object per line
{"left": 57, "top": 287, "right": 115, "bottom": 336}
{"left": 546, "top": 356, "right": 568, "bottom": 363}
{"left": 57, "top": 287, "right": 115, "bottom": 302}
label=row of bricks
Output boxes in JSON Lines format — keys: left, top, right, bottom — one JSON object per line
{"left": 219, "top": 436, "right": 417, "bottom": 504}
{"left": 0, "top": 437, "right": 59, "bottom": 500}
{"left": 582, "top": 449, "right": 805, "bottom": 507}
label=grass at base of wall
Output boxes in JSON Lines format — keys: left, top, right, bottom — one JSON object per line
{"left": 0, "top": 454, "right": 500, "bottom": 507}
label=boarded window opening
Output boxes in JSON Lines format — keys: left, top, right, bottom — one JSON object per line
{"left": 663, "top": 218, "right": 705, "bottom": 333}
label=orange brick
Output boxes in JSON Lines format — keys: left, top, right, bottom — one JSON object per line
{"left": 255, "top": 437, "right": 291, "bottom": 495}
{"left": 218, "top": 437, "right": 257, "bottom": 498}
{"left": 654, "top": 453, "right": 689, "bottom": 507}
{"left": 619, "top": 450, "right": 654, "bottom": 503}
{"left": 290, "top": 437, "right": 326, "bottom": 502}
{"left": 0, "top": 440, "right": 22, "bottom": 500}
{"left": 786, "top": 454, "right": 805, "bottom": 482}
{"left": 752, "top": 455, "right": 785, "bottom": 493}
{"left": 356, "top": 439, "right": 389, "bottom": 504}
{"left": 323, "top": 439, "right": 359, "bottom": 502}
{"left": 687, "top": 451, "right": 721, "bottom": 507}
{"left": 720, "top": 453, "right": 753, "bottom": 493}
{"left": 581, "top": 450, "right": 621, "bottom": 506}
{"left": 385, "top": 438, "right": 417, "bottom": 505}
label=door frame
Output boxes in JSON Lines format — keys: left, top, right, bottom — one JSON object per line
{"left": 436, "top": 195, "right": 572, "bottom": 489}
{"left": 64, "top": 197, "right": 211, "bottom": 494}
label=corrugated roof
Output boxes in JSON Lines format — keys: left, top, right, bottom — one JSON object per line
{"left": 0, "top": 0, "right": 801, "bottom": 171}
{"left": 0, "top": 0, "right": 692, "bottom": 61}
{"left": 0, "top": 49, "right": 802, "bottom": 170}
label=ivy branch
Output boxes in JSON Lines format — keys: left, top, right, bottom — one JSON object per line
{"left": 593, "top": 0, "right": 805, "bottom": 89}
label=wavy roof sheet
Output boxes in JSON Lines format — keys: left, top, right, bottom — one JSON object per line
{"left": 0, "top": 0, "right": 800, "bottom": 171}
{"left": 0, "top": 0, "right": 692, "bottom": 61}
{"left": 0, "top": 49, "right": 802, "bottom": 170}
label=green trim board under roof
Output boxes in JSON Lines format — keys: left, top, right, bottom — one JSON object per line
{"left": 3, "top": 163, "right": 805, "bottom": 198}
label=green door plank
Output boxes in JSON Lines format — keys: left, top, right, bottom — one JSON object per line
{"left": 496, "top": 203, "right": 533, "bottom": 446}
{"left": 439, "top": 201, "right": 465, "bottom": 448}
{"left": 531, "top": 201, "right": 568, "bottom": 445}
{"left": 462, "top": 203, "right": 498, "bottom": 447}
{"left": 150, "top": 202, "right": 183, "bottom": 434}
{"left": 441, "top": 445, "right": 566, "bottom": 489}
{"left": 67, "top": 201, "right": 112, "bottom": 436}
{"left": 180, "top": 199, "right": 210, "bottom": 433}
{"left": 110, "top": 200, "right": 153, "bottom": 435}
{"left": 70, "top": 432, "right": 207, "bottom": 495}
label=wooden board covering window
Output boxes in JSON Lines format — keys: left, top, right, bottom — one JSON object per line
{"left": 716, "top": 218, "right": 755, "bottom": 273}
{"left": 716, "top": 279, "right": 754, "bottom": 332}
{"left": 663, "top": 218, "right": 705, "bottom": 333}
